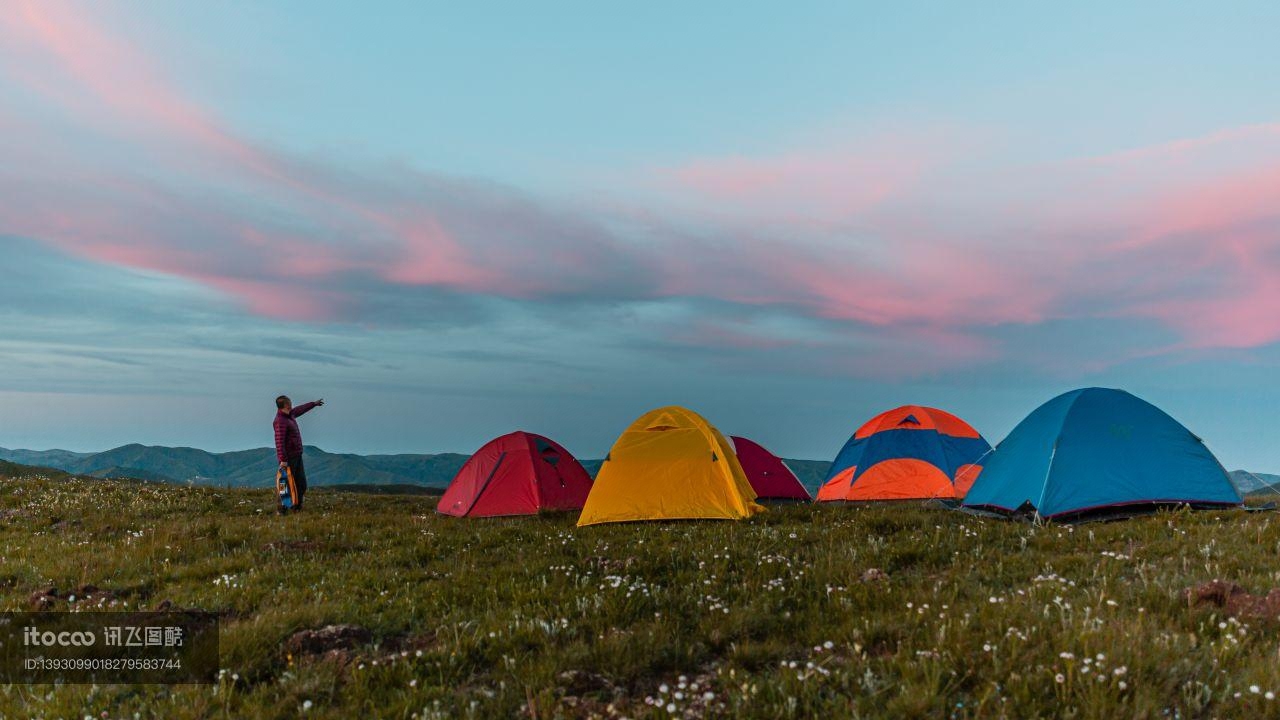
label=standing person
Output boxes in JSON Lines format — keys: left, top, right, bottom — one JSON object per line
{"left": 274, "top": 395, "right": 324, "bottom": 512}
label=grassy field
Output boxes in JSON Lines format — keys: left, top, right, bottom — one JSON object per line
{"left": 2, "top": 472, "right": 1279, "bottom": 719}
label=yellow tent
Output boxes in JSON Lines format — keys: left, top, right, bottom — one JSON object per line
{"left": 578, "top": 406, "right": 765, "bottom": 526}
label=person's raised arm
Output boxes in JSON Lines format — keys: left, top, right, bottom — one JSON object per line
{"left": 291, "top": 399, "right": 323, "bottom": 418}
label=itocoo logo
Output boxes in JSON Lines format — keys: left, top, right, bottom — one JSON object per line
{"left": 23, "top": 626, "right": 97, "bottom": 646}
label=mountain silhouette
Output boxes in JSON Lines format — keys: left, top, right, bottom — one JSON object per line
{"left": 0, "top": 444, "right": 835, "bottom": 492}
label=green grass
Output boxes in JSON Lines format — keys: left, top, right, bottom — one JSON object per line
{"left": 2, "top": 473, "right": 1279, "bottom": 719}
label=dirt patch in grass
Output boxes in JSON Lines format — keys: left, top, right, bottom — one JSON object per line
{"left": 558, "top": 669, "right": 619, "bottom": 697}
{"left": 29, "top": 584, "right": 129, "bottom": 610}
{"left": 47, "top": 516, "right": 87, "bottom": 532}
{"left": 1184, "top": 579, "right": 1280, "bottom": 619}
{"left": 545, "top": 670, "right": 626, "bottom": 719}
{"left": 285, "top": 624, "right": 373, "bottom": 662}
{"left": 69, "top": 584, "right": 123, "bottom": 608}
{"left": 28, "top": 585, "right": 59, "bottom": 610}
{"left": 382, "top": 629, "right": 439, "bottom": 654}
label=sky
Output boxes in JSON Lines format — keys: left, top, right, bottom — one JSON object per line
{"left": 2, "top": 1, "right": 1280, "bottom": 469}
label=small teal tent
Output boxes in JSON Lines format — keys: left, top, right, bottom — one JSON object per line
{"left": 962, "top": 388, "right": 1241, "bottom": 519}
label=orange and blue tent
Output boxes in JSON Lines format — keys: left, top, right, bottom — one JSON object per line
{"left": 816, "top": 405, "right": 991, "bottom": 502}
{"left": 962, "top": 388, "right": 1241, "bottom": 520}
{"left": 437, "top": 431, "right": 593, "bottom": 517}
{"left": 578, "top": 406, "right": 765, "bottom": 526}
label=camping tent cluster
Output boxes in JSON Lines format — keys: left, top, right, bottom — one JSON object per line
{"left": 435, "top": 388, "right": 1243, "bottom": 524}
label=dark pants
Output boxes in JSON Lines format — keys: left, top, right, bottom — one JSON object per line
{"left": 287, "top": 455, "right": 308, "bottom": 508}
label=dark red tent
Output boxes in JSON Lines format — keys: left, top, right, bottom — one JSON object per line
{"left": 731, "top": 435, "right": 812, "bottom": 501}
{"left": 437, "top": 431, "right": 593, "bottom": 517}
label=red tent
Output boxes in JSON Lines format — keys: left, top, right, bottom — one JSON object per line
{"left": 731, "top": 436, "right": 812, "bottom": 501}
{"left": 437, "top": 431, "right": 593, "bottom": 517}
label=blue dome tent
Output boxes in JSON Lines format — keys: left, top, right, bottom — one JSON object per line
{"left": 962, "top": 388, "right": 1241, "bottom": 520}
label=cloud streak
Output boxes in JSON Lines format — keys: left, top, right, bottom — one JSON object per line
{"left": 2, "top": 1, "right": 1280, "bottom": 380}
{"left": 653, "top": 120, "right": 1280, "bottom": 360}
{"left": 0, "top": 0, "right": 659, "bottom": 324}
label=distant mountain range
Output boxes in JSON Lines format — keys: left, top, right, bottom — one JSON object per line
{"left": 0, "top": 444, "right": 470, "bottom": 489}
{"left": 1228, "top": 470, "right": 1280, "bottom": 497}
{"left": 0, "top": 444, "right": 835, "bottom": 493}
{"left": 4, "top": 444, "right": 1271, "bottom": 499}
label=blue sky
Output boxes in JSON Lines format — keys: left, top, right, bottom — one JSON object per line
{"left": 2, "top": 1, "right": 1280, "bottom": 471}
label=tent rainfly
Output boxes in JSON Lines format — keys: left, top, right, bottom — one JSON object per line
{"left": 578, "top": 406, "right": 765, "bottom": 526}
{"left": 962, "top": 388, "right": 1242, "bottom": 520}
{"left": 437, "top": 431, "right": 593, "bottom": 517}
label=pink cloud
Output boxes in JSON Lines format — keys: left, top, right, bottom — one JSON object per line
{"left": 0, "top": 1, "right": 642, "bottom": 322}
{"left": 4, "top": 1, "right": 270, "bottom": 171}
{"left": 1070, "top": 126, "right": 1280, "bottom": 349}
{"left": 1124, "top": 233, "right": 1280, "bottom": 350}
{"left": 200, "top": 276, "right": 342, "bottom": 323}
{"left": 5, "top": 1, "right": 1280, "bottom": 377}
{"left": 1136, "top": 164, "right": 1280, "bottom": 246}
{"left": 381, "top": 216, "right": 501, "bottom": 289}
{"left": 1082, "top": 123, "right": 1280, "bottom": 171}
{"left": 237, "top": 228, "right": 356, "bottom": 280}
{"left": 658, "top": 129, "right": 959, "bottom": 226}
{"left": 669, "top": 151, "right": 909, "bottom": 217}
{"left": 647, "top": 119, "right": 1280, "bottom": 363}
{"left": 649, "top": 224, "right": 1052, "bottom": 336}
